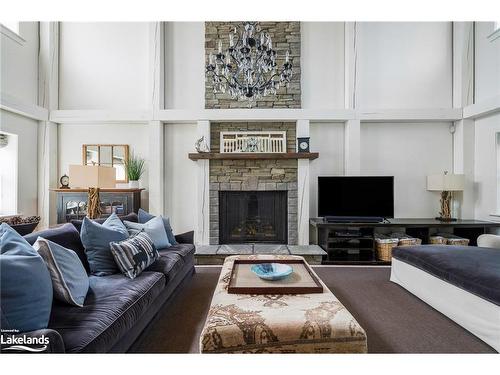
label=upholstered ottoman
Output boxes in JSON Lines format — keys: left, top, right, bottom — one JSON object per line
{"left": 200, "top": 255, "right": 367, "bottom": 353}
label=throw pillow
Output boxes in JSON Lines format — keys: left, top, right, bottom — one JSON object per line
{"left": 33, "top": 237, "right": 89, "bottom": 307}
{"left": 124, "top": 215, "right": 170, "bottom": 249}
{"left": 0, "top": 223, "right": 53, "bottom": 332}
{"left": 81, "top": 213, "right": 129, "bottom": 276}
{"left": 110, "top": 232, "right": 159, "bottom": 279}
{"left": 138, "top": 208, "right": 177, "bottom": 245}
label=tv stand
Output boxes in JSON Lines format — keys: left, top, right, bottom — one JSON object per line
{"left": 324, "top": 216, "right": 385, "bottom": 223}
{"left": 310, "top": 218, "right": 500, "bottom": 265}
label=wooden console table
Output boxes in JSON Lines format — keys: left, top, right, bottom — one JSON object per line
{"left": 310, "top": 218, "right": 500, "bottom": 265}
{"left": 51, "top": 188, "right": 144, "bottom": 224}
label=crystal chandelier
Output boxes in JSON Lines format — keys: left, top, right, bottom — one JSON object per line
{"left": 206, "top": 22, "right": 293, "bottom": 103}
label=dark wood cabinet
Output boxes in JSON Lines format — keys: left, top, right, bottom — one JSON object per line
{"left": 310, "top": 218, "right": 500, "bottom": 265}
{"left": 52, "top": 188, "right": 143, "bottom": 224}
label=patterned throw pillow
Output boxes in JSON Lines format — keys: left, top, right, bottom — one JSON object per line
{"left": 109, "top": 232, "right": 159, "bottom": 279}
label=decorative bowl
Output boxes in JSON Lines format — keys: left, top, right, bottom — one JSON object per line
{"left": 251, "top": 263, "right": 293, "bottom": 281}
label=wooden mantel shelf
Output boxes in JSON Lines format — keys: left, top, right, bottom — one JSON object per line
{"left": 188, "top": 152, "right": 319, "bottom": 161}
{"left": 50, "top": 188, "right": 145, "bottom": 192}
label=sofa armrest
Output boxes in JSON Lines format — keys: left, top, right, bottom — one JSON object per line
{"left": 175, "top": 230, "right": 194, "bottom": 244}
{"left": 0, "top": 329, "right": 65, "bottom": 353}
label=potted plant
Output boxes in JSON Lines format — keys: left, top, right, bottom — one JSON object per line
{"left": 124, "top": 153, "right": 145, "bottom": 188}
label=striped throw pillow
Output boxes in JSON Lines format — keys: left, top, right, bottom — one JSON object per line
{"left": 109, "top": 232, "right": 159, "bottom": 279}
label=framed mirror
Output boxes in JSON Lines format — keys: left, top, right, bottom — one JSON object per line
{"left": 82, "top": 144, "right": 129, "bottom": 183}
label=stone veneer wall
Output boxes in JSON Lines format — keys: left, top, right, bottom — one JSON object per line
{"left": 205, "top": 22, "right": 301, "bottom": 109}
{"left": 209, "top": 122, "right": 298, "bottom": 245}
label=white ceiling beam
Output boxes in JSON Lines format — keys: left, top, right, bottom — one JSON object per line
{"left": 49, "top": 110, "right": 150, "bottom": 123}
{"left": 48, "top": 107, "right": 466, "bottom": 124}
{"left": 147, "top": 22, "right": 166, "bottom": 215}
{"left": 0, "top": 92, "right": 48, "bottom": 121}
{"left": 344, "top": 22, "right": 358, "bottom": 110}
{"left": 357, "top": 108, "right": 463, "bottom": 122}
{"left": 37, "top": 22, "right": 60, "bottom": 228}
{"left": 463, "top": 95, "right": 500, "bottom": 119}
{"left": 452, "top": 22, "right": 474, "bottom": 108}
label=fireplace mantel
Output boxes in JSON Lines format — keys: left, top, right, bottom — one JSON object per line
{"left": 188, "top": 152, "right": 319, "bottom": 161}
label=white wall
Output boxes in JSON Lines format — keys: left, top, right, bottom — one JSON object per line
{"left": 474, "top": 113, "right": 500, "bottom": 221}
{"left": 51, "top": 22, "right": 463, "bottom": 228}
{"left": 164, "top": 22, "right": 205, "bottom": 109}
{"left": 309, "top": 122, "right": 344, "bottom": 217}
{"left": 474, "top": 22, "right": 500, "bottom": 103}
{"left": 361, "top": 122, "right": 453, "bottom": 218}
{"left": 59, "top": 22, "right": 149, "bottom": 109}
{"left": 0, "top": 22, "right": 39, "bottom": 105}
{"left": 357, "top": 22, "right": 452, "bottom": 109}
{"left": 0, "top": 111, "right": 39, "bottom": 216}
{"left": 58, "top": 123, "right": 150, "bottom": 209}
{"left": 301, "top": 22, "right": 344, "bottom": 109}
{"left": 163, "top": 123, "right": 198, "bottom": 234}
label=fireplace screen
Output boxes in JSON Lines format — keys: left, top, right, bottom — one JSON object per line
{"left": 219, "top": 191, "right": 288, "bottom": 244}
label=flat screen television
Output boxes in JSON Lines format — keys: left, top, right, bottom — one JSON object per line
{"left": 318, "top": 176, "right": 394, "bottom": 218}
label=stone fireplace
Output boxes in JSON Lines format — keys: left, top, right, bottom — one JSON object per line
{"left": 209, "top": 122, "right": 298, "bottom": 245}
{"left": 219, "top": 191, "right": 288, "bottom": 244}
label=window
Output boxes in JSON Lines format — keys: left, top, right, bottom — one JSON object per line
{"left": 0, "top": 132, "right": 18, "bottom": 216}
{"left": 82, "top": 144, "right": 129, "bottom": 183}
{"left": 0, "top": 22, "right": 25, "bottom": 45}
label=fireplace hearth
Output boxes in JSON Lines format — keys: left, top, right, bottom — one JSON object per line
{"left": 219, "top": 191, "right": 288, "bottom": 244}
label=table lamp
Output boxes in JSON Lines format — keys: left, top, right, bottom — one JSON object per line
{"left": 427, "top": 171, "right": 464, "bottom": 222}
{"left": 69, "top": 165, "right": 116, "bottom": 219}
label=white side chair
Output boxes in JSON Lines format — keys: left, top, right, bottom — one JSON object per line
{"left": 477, "top": 234, "right": 500, "bottom": 249}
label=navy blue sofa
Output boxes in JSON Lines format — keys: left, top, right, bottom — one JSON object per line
{"left": 7, "top": 215, "right": 195, "bottom": 353}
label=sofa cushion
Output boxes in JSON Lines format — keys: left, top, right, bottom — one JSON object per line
{"left": 0, "top": 224, "right": 53, "bottom": 332}
{"left": 24, "top": 223, "right": 89, "bottom": 272}
{"left": 145, "top": 244, "right": 195, "bottom": 283}
{"left": 71, "top": 212, "right": 138, "bottom": 233}
{"left": 124, "top": 216, "right": 170, "bottom": 249}
{"left": 138, "top": 209, "right": 177, "bottom": 245}
{"left": 81, "top": 214, "right": 129, "bottom": 276}
{"left": 159, "top": 243, "right": 195, "bottom": 259}
{"left": 33, "top": 237, "right": 89, "bottom": 307}
{"left": 48, "top": 271, "right": 165, "bottom": 353}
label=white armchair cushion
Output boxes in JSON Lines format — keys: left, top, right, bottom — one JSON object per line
{"left": 477, "top": 234, "right": 500, "bottom": 249}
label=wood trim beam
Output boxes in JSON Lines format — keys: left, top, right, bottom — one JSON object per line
{"left": 188, "top": 152, "right": 319, "bottom": 160}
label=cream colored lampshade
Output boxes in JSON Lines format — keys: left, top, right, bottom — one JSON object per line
{"left": 69, "top": 165, "right": 116, "bottom": 188}
{"left": 427, "top": 173, "right": 464, "bottom": 192}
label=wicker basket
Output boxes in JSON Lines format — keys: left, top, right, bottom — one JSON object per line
{"left": 446, "top": 238, "right": 470, "bottom": 246}
{"left": 430, "top": 236, "right": 447, "bottom": 245}
{"left": 397, "top": 237, "right": 418, "bottom": 246}
{"left": 375, "top": 237, "right": 399, "bottom": 261}
{"left": 389, "top": 232, "right": 419, "bottom": 246}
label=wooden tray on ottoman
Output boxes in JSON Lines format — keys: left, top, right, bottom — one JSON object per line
{"left": 227, "top": 259, "right": 323, "bottom": 294}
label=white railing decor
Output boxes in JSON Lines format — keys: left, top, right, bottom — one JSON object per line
{"left": 220, "top": 131, "right": 287, "bottom": 153}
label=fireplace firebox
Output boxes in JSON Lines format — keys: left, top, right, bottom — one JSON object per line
{"left": 219, "top": 191, "right": 288, "bottom": 244}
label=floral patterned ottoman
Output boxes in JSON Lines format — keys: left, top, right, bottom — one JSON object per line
{"left": 200, "top": 255, "right": 367, "bottom": 353}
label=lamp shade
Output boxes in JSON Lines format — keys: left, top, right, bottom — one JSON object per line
{"left": 69, "top": 165, "right": 116, "bottom": 189}
{"left": 427, "top": 173, "right": 464, "bottom": 191}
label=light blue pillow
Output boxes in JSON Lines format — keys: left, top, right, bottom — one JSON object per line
{"left": 0, "top": 223, "right": 53, "bottom": 332}
{"left": 138, "top": 208, "right": 177, "bottom": 245}
{"left": 124, "top": 215, "right": 170, "bottom": 249}
{"left": 34, "top": 237, "right": 89, "bottom": 307}
{"left": 81, "top": 213, "right": 129, "bottom": 276}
